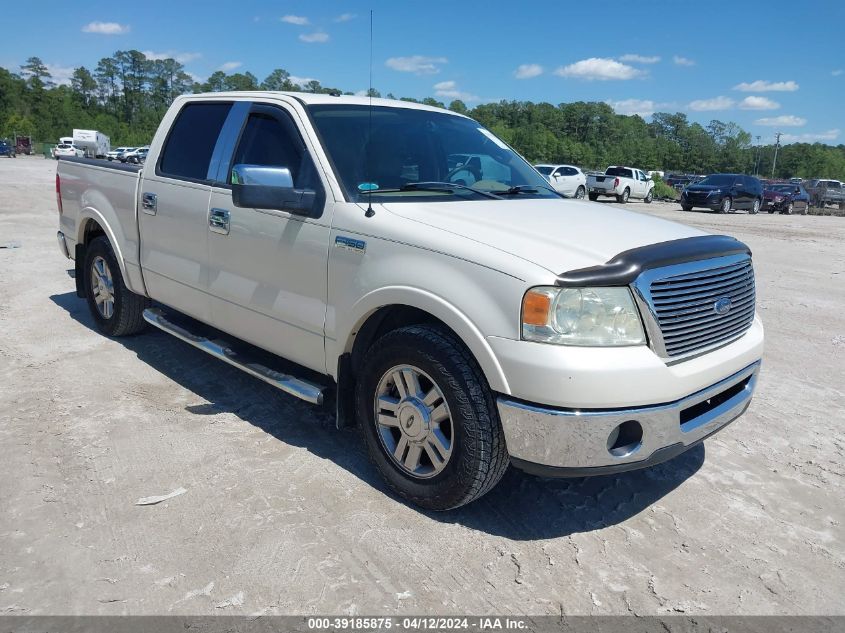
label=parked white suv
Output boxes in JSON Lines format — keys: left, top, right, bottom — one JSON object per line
{"left": 53, "top": 143, "right": 84, "bottom": 159}
{"left": 588, "top": 166, "right": 655, "bottom": 203}
{"left": 107, "top": 147, "right": 132, "bottom": 161}
{"left": 56, "top": 93, "right": 763, "bottom": 510}
{"left": 536, "top": 164, "right": 587, "bottom": 199}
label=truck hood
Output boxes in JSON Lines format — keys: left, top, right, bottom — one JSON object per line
{"left": 383, "top": 198, "right": 707, "bottom": 275}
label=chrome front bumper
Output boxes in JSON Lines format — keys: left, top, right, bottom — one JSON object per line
{"left": 498, "top": 360, "right": 760, "bottom": 476}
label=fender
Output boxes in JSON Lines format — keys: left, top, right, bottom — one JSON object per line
{"left": 335, "top": 285, "right": 511, "bottom": 394}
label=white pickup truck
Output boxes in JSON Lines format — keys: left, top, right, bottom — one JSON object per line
{"left": 588, "top": 166, "right": 655, "bottom": 203}
{"left": 56, "top": 93, "right": 763, "bottom": 510}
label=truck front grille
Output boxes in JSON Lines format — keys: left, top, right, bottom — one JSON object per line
{"left": 648, "top": 259, "right": 755, "bottom": 357}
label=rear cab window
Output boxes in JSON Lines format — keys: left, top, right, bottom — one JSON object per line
{"left": 606, "top": 167, "right": 633, "bottom": 178}
{"left": 158, "top": 102, "right": 233, "bottom": 182}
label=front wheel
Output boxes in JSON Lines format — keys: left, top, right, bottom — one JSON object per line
{"left": 681, "top": 205, "right": 693, "bottom": 211}
{"left": 750, "top": 198, "right": 761, "bottom": 214}
{"left": 644, "top": 190, "right": 653, "bottom": 204}
{"left": 355, "top": 325, "right": 509, "bottom": 511}
{"left": 719, "top": 197, "right": 732, "bottom": 214}
{"left": 783, "top": 202, "right": 793, "bottom": 215}
{"left": 574, "top": 185, "right": 586, "bottom": 199}
{"left": 84, "top": 236, "right": 151, "bottom": 336}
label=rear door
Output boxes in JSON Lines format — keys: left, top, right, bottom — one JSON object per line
{"left": 139, "top": 100, "right": 233, "bottom": 322}
{"left": 552, "top": 166, "right": 576, "bottom": 195}
{"left": 205, "top": 101, "right": 333, "bottom": 374}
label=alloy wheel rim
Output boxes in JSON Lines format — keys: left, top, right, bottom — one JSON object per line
{"left": 374, "top": 364, "right": 453, "bottom": 479}
{"left": 90, "top": 256, "right": 115, "bottom": 319}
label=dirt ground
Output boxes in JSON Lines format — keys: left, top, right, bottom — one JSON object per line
{"left": 1, "top": 156, "right": 843, "bottom": 616}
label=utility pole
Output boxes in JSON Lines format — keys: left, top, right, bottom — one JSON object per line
{"left": 754, "top": 136, "right": 761, "bottom": 176}
{"left": 771, "top": 132, "right": 782, "bottom": 178}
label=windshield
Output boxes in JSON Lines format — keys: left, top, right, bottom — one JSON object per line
{"left": 308, "top": 104, "right": 557, "bottom": 201}
{"left": 697, "top": 175, "right": 736, "bottom": 187}
{"left": 535, "top": 165, "right": 554, "bottom": 175}
{"left": 769, "top": 184, "right": 797, "bottom": 193}
{"left": 821, "top": 181, "right": 842, "bottom": 189}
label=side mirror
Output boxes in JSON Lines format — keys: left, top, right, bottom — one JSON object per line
{"left": 230, "top": 164, "right": 316, "bottom": 216}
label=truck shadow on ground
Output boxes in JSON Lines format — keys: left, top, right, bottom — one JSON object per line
{"left": 51, "top": 290, "right": 704, "bottom": 541}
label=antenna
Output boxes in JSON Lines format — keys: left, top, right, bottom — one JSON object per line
{"left": 365, "top": 9, "right": 376, "bottom": 218}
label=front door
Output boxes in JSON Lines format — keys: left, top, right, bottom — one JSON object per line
{"left": 205, "top": 102, "right": 333, "bottom": 374}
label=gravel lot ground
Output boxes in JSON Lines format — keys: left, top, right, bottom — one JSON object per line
{"left": 1, "top": 156, "right": 843, "bottom": 616}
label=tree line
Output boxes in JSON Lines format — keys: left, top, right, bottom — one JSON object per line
{"left": 2, "top": 53, "right": 844, "bottom": 180}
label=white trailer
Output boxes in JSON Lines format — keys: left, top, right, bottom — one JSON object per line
{"left": 72, "top": 129, "right": 110, "bottom": 159}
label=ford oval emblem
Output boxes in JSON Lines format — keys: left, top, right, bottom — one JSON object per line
{"left": 714, "top": 297, "right": 733, "bottom": 315}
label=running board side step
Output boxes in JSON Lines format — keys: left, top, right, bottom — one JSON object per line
{"left": 142, "top": 307, "right": 325, "bottom": 406}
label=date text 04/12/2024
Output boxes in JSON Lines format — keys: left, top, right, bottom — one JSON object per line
{"left": 306, "top": 617, "right": 528, "bottom": 630}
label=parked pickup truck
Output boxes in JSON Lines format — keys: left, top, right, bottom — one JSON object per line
{"left": 804, "top": 179, "right": 845, "bottom": 210}
{"left": 56, "top": 93, "right": 764, "bottom": 510}
{"left": 587, "top": 166, "right": 655, "bottom": 203}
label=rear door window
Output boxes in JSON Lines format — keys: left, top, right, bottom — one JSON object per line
{"left": 158, "top": 102, "right": 233, "bottom": 182}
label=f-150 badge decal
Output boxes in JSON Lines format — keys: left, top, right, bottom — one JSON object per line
{"left": 335, "top": 235, "right": 367, "bottom": 253}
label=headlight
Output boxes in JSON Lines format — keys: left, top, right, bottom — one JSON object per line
{"left": 707, "top": 189, "right": 722, "bottom": 196}
{"left": 522, "top": 286, "right": 646, "bottom": 346}
{"left": 774, "top": 196, "right": 783, "bottom": 202}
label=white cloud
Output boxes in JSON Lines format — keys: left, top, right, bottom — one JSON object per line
{"left": 832, "top": 69, "right": 843, "bottom": 76}
{"left": 81, "top": 21, "right": 130, "bottom": 35}
{"left": 554, "top": 57, "right": 644, "bottom": 81}
{"left": 618, "top": 54, "right": 660, "bottom": 64}
{"left": 781, "top": 129, "right": 840, "bottom": 143}
{"left": 289, "top": 75, "right": 318, "bottom": 87}
{"left": 385, "top": 55, "right": 448, "bottom": 75}
{"left": 217, "top": 61, "right": 242, "bottom": 72}
{"left": 733, "top": 80, "right": 798, "bottom": 92}
{"left": 673, "top": 55, "right": 695, "bottom": 66}
{"left": 281, "top": 15, "right": 309, "bottom": 25}
{"left": 606, "top": 99, "right": 668, "bottom": 117}
{"left": 687, "top": 96, "right": 734, "bottom": 111}
{"left": 514, "top": 64, "right": 543, "bottom": 79}
{"left": 143, "top": 50, "right": 202, "bottom": 64}
{"left": 433, "top": 80, "right": 479, "bottom": 102}
{"left": 739, "top": 95, "right": 780, "bottom": 110}
{"left": 299, "top": 32, "right": 330, "bottom": 43}
{"left": 755, "top": 115, "right": 807, "bottom": 127}
{"left": 334, "top": 13, "right": 356, "bottom": 22}
{"left": 45, "top": 64, "right": 75, "bottom": 86}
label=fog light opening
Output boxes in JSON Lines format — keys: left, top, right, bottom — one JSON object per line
{"left": 607, "top": 420, "right": 643, "bottom": 457}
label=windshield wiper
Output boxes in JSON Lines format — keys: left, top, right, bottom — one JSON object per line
{"left": 500, "top": 185, "right": 561, "bottom": 197}
{"left": 400, "top": 181, "right": 502, "bottom": 199}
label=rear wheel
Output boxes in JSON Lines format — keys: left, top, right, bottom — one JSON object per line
{"left": 84, "top": 236, "right": 150, "bottom": 337}
{"left": 719, "top": 197, "right": 732, "bottom": 214}
{"left": 355, "top": 325, "right": 509, "bottom": 511}
{"left": 574, "top": 185, "right": 586, "bottom": 199}
{"left": 617, "top": 188, "right": 630, "bottom": 204}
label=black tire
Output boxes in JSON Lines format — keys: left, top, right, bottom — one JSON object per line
{"left": 644, "top": 190, "right": 653, "bottom": 204}
{"left": 616, "top": 188, "right": 630, "bottom": 204}
{"left": 681, "top": 205, "right": 693, "bottom": 211}
{"left": 750, "top": 198, "right": 761, "bottom": 215}
{"left": 719, "top": 197, "right": 732, "bottom": 214}
{"left": 588, "top": 192, "right": 598, "bottom": 201}
{"left": 574, "top": 185, "right": 586, "bottom": 199}
{"left": 84, "top": 236, "right": 150, "bottom": 337}
{"left": 783, "top": 202, "right": 793, "bottom": 215}
{"left": 355, "top": 325, "right": 509, "bottom": 511}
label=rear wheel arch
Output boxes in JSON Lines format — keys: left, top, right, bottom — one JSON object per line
{"left": 75, "top": 213, "right": 130, "bottom": 287}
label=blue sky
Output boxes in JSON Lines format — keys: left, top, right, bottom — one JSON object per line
{"left": 2, "top": 0, "right": 843, "bottom": 145}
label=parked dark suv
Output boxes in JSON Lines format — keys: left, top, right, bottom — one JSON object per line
{"left": 680, "top": 174, "right": 763, "bottom": 214}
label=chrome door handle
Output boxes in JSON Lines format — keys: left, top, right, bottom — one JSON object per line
{"left": 209, "top": 208, "right": 230, "bottom": 235}
{"left": 141, "top": 192, "right": 157, "bottom": 215}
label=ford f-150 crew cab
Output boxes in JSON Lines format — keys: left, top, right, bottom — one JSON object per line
{"left": 56, "top": 92, "right": 764, "bottom": 510}
{"left": 587, "top": 166, "right": 655, "bottom": 203}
